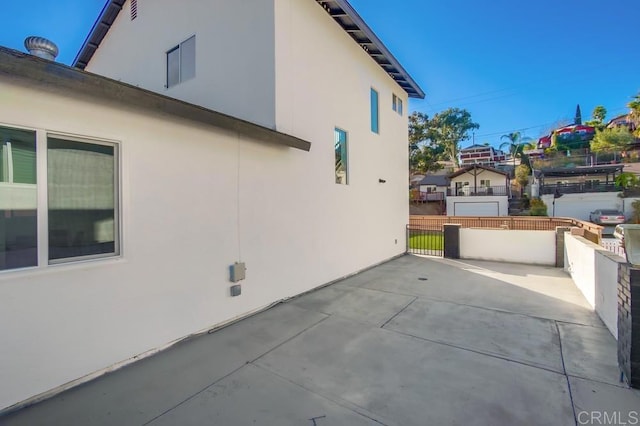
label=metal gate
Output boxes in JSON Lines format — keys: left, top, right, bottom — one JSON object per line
{"left": 406, "top": 225, "right": 444, "bottom": 256}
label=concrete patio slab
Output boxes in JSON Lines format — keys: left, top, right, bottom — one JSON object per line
{"left": 384, "top": 298, "right": 564, "bottom": 372}
{"left": 362, "top": 257, "right": 604, "bottom": 327}
{"left": 3, "top": 255, "right": 637, "bottom": 426}
{"left": 1, "top": 304, "right": 328, "bottom": 426}
{"left": 558, "top": 322, "right": 622, "bottom": 386}
{"left": 291, "top": 285, "right": 415, "bottom": 326}
{"left": 256, "top": 316, "right": 576, "bottom": 426}
{"left": 570, "top": 376, "right": 640, "bottom": 422}
{"left": 147, "top": 364, "right": 381, "bottom": 426}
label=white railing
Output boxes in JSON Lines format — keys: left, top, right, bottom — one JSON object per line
{"left": 601, "top": 238, "right": 625, "bottom": 258}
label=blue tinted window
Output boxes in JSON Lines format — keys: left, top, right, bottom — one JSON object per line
{"left": 370, "top": 88, "right": 379, "bottom": 134}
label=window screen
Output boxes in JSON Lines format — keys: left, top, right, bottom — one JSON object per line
{"left": 48, "top": 137, "right": 118, "bottom": 261}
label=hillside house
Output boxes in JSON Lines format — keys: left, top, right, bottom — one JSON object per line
{"left": 459, "top": 144, "right": 507, "bottom": 167}
{"left": 0, "top": 0, "right": 424, "bottom": 412}
{"left": 446, "top": 165, "right": 510, "bottom": 216}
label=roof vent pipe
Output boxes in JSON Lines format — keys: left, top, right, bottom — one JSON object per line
{"left": 24, "top": 36, "right": 59, "bottom": 61}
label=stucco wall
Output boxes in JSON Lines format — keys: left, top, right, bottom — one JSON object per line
{"left": 564, "top": 233, "right": 623, "bottom": 337}
{"left": 541, "top": 192, "right": 622, "bottom": 220}
{"left": 86, "top": 0, "right": 277, "bottom": 129}
{"left": 460, "top": 229, "right": 556, "bottom": 265}
{"left": 0, "top": 75, "right": 408, "bottom": 410}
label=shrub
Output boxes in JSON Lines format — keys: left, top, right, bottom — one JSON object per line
{"left": 529, "top": 198, "right": 548, "bottom": 216}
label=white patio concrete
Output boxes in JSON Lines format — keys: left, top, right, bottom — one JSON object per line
{"left": 2, "top": 255, "right": 639, "bottom": 425}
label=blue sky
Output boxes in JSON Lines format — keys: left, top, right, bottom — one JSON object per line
{"left": 1, "top": 0, "right": 638, "bottom": 148}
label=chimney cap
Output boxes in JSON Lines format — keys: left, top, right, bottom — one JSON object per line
{"left": 24, "top": 36, "right": 59, "bottom": 61}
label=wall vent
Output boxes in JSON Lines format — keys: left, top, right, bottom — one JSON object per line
{"left": 130, "top": 0, "right": 138, "bottom": 20}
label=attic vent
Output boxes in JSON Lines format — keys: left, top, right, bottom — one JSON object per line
{"left": 130, "top": 0, "right": 138, "bottom": 20}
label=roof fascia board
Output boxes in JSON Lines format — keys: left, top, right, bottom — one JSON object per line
{"left": 73, "top": 0, "right": 125, "bottom": 69}
{"left": 1, "top": 48, "right": 311, "bottom": 152}
{"left": 329, "top": 0, "right": 425, "bottom": 99}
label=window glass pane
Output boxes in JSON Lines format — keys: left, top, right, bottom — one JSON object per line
{"left": 167, "top": 47, "right": 180, "bottom": 87}
{"left": 180, "top": 36, "right": 196, "bottom": 82}
{"left": 370, "top": 88, "right": 379, "bottom": 133}
{"left": 392, "top": 94, "right": 397, "bottom": 112}
{"left": 48, "top": 137, "right": 117, "bottom": 261}
{"left": 398, "top": 99, "right": 403, "bottom": 116}
{"left": 335, "top": 128, "right": 348, "bottom": 185}
{"left": 0, "top": 126, "right": 37, "bottom": 271}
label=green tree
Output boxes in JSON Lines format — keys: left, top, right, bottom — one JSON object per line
{"left": 427, "top": 108, "right": 479, "bottom": 167}
{"left": 529, "top": 198, "right": 548, "bottom": 216}
{"left": 515, "top": 164, "right": 531, "bottom": 188}
{"left": 629, "top": 92, "right": 640, "bottom": 137}
{"left": 408, "top": 112, "right": 444, "bottom": 173}
{"left": 590, "top": 127, "right": 635, "bottom": 154}
{"left": 500, "top": 132, "right": 534, "bottom": 166}
{"left": 615, "top": 172, "right": 639, "bottom": 189}
{"left": 586, "top": 105, "right": 607, "bottom": 130}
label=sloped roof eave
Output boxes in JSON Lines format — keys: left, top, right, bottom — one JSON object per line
{"left": 73, "top": 0, "right": 425, "bottom": 99}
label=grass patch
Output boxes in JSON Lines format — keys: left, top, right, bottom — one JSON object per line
{"left": 408, "top": 232, "right": 443, "bottom": 250}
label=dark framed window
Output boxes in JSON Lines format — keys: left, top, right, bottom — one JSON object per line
{"left": 370, "top": 88, "right": 379, "bottom": 134}
{"left": 167, "top": 36, "right": 196, "bottom": 88}
{"left": 335, "top": 128, "right": 348, "bottom": 185}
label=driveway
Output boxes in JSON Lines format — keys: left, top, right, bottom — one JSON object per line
{"left": 3, "top": 255, "right": 639, "bottom": 425}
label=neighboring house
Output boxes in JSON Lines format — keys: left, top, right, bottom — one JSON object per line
{"left": 538, "top": 165, "right": 623, "bottom": 195}
{"left": 0, "top": 0, "right": 424, "bottom": 412}
{"left": 446, "top": 165, "right": 511, "bottom": 216}
{"left": 607, "top": 113, "right": 637, "bottom": 133}
{"left": 459, "top": 144, "right": 507, "bottom": 167}
{"left": 417, "top": 174, "right": 448, "bottom": 201}
{"left": 535, "top": 124, "right": 596, "bottom": 151}
{"left": 409, "top": 174, "right": 425, "bottom": 189}
{"left": 538, "top": 165, "right": 625, "bottom": 219}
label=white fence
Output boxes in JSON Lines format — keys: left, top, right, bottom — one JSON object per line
{"left": 601, "top": 238, "right": 625, "bottom": 258}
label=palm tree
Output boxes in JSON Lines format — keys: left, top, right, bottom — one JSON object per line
{"left": 628, "top": 92, "right": 640, "bottom": 137}
{"left": 500, "top": 132, "right": 534, "bottom": 167}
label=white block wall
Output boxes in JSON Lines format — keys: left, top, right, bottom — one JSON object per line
{"left": 460, "top": 229, "right": 556, "bottom": 265}
{"left": 564, "top": 233, "right": 624, "bottom": 337}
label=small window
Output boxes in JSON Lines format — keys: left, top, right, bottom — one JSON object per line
{"left": 480, "top": 180, "right": 491, "bottom": 187}
{"left": 335, "top": 128, "right": 348, "bottom": 185}
{"left": 392, "top": 94, "right": 403, "bottom": 116}
{"left": 166, "top": 36, "right": 196, "bottom": 88}
{"left": 370, "top": 88, "right": 379, "bottom": 134}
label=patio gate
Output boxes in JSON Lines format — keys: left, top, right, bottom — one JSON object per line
{"left": 406, "top": 225, "right": 444, "bottom": 256}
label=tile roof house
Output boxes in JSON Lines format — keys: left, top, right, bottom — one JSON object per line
{"left": 0, "top": 0, "right": 423, "bottom": 412}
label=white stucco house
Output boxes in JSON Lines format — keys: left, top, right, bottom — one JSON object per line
{"left": 0, "top": 0, "right": 424, "bottom": 412}
{"left": 446, "top": 165, "right": 510, "bottom": 216}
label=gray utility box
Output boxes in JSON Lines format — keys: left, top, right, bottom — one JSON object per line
{"left": 230, "top": 262, "right": 246, "bottom": 283}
